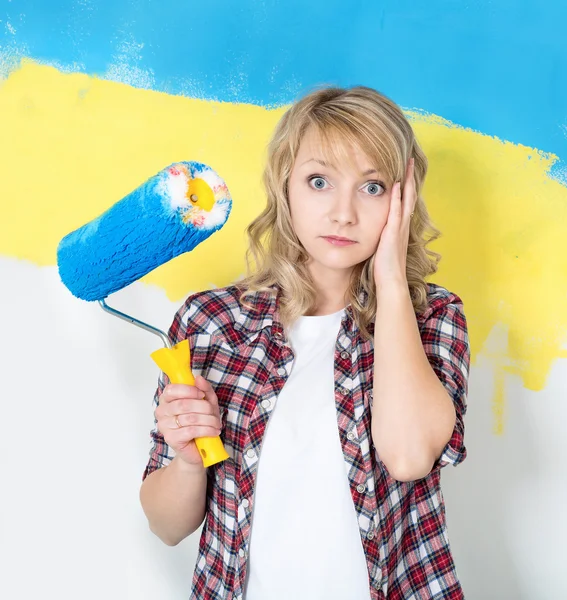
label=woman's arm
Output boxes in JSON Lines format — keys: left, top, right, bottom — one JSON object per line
{"left": 371, "top": 283, "right": 457, "bottom": 482}
{"left": 139, "top": 294, "right": 214, "bottom": 546}
{"left": 140, "top": 456, "right": 207, "bottom": 546}
{"left": 370, "top": 160, "right": 469, "bottom": 482}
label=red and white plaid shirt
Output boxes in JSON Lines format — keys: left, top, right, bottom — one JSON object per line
{"left": 143, "top": 282, "right": 470, "bottom": 600}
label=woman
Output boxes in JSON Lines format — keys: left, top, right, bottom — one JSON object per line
{"left": 140, "top": 85, "right": 470, "bottom": 600}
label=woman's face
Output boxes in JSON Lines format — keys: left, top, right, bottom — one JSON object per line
{"left": 288, "top": 127, "right": 392, "bottom": 279}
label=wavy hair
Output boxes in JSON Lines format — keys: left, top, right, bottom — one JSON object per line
{"left": 238, "top": 85, "right": 441, "bottom": 339}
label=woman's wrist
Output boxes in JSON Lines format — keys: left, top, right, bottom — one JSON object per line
{"left": 171, "top": 454, "right": 207, "bottom": 477}
{"left": 375, "top": 279, "right": 411, "bottom": 304}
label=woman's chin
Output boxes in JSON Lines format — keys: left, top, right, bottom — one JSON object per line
{"left": 308, "top": 257, "right": 364, "bottom": 273}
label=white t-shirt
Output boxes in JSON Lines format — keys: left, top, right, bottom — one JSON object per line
{"left": 244, "top": 308, "right": 372, "bottom": 600}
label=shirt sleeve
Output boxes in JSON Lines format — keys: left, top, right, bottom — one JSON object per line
{"left": 142, "top": 301, "right": 189, "bottom": 481}
{"left": 420, "top": 297, "right": 471, "bottom": 469}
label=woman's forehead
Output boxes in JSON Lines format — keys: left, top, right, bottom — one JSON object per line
{"left": 297, "top": 127, "right": 387, "bottom": 176}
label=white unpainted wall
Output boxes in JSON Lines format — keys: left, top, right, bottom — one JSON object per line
{"left": 1, "top": 256, "right": 565, "bottom": 599}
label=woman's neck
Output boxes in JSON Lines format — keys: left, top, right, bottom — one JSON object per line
{"left": 306, "top": 266, "right": 351, "bottom": 316}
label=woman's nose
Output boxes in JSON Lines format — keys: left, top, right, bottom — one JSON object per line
{"left": 329, "top": 191, "right": 357, "bottom": 225}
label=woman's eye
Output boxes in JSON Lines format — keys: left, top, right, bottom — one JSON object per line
{"left": 309, "top": 176, "right": 328, "bottom": 190}
{"left": 364, "top": 182, "right": 385, "bottom": 196}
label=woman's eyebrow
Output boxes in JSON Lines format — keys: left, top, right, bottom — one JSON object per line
{"left": 301, "top": 158, "right": 333, "bottom": 168}
{"left": 301, "top": 158, "right": 380, "bottom": 177}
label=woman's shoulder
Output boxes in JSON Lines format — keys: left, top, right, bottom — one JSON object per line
{"left": 175, "top": 284, "right": 243, "bottom": 333}
{"left": 176, "top": 283, "right": 277, "bottom": 338}
{"left": 418, "top": 282, "right": 466, "bottom": 324}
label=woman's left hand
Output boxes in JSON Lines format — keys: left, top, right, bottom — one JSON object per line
{"left": 373, "top": 158, "right": 417, "bottom": 289}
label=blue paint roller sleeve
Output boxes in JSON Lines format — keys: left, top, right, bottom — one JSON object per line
{"left": 57, "top": 160, "right": 232, "bottom": 301}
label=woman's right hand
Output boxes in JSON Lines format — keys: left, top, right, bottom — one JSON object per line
{"left": 155, "top": 375, "right": 223, "bottom": 467}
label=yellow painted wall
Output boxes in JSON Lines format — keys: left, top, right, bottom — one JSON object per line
{"left": 2, "top": 61, "right": 566, "bottom": 432}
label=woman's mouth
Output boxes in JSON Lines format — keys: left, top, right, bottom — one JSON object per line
{"left": 322, "top": 236, "right": 357, "bottom": 246}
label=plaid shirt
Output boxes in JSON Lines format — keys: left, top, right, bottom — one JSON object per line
{"left": 143, "top": 282, "right": 470, "bottom": 600}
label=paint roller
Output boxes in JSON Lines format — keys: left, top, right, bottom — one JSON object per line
{"left": 57, "top": 161, "right": 231, "bottom": 468}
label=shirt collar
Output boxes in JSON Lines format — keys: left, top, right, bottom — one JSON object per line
{"left": 233, "top": 283, "right": 369, "bottom": 343}
{"left": 233, "top": 284, "right": 279, "bottom": 342}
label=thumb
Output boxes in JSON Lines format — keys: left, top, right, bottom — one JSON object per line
{"left": 194, "top": 375, "right": 219, "bottom": 408}
{"left": 388, "top": 181, "right": 402, "bottom": 227}
{"left": 193, "top": 374, "right": 208, "bottom": 391}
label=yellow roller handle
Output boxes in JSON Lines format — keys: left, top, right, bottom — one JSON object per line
{"left": 150, "top": 339, "right": 229, "bottom": 468}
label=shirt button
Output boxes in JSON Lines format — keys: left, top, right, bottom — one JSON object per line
{"left": 241, "top": 498, "right": 250, "bottom": 508}
{"left": 367, "top": 531, "right": 374, "bottom": 540}
{"left": 340, "top": 351, "right": 349, "bottom": 360}
{"left": 246, "top": 449, "right": 256, "bottom": 459}
{"left": 277, "top": 367, "right": 286, "bottom": 377}
{"left": 238, "top": 548, "right": 246, "bottom": 558}
{"left": 356, "top": 483, "right": 366, "bottom": 494}
{"left": 347, "top": 431, "right": 355, "bottom": 441}
{"left": 261, "top": 399, "right": 271, "bottom": 409}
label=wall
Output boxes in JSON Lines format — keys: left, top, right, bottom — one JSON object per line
{"left": 1, "top": 1, "right": 566, "bottom": 598}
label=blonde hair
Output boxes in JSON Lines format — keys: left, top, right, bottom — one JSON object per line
{"left": 238, "top": 85, "right": 441, "bottom": 339}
